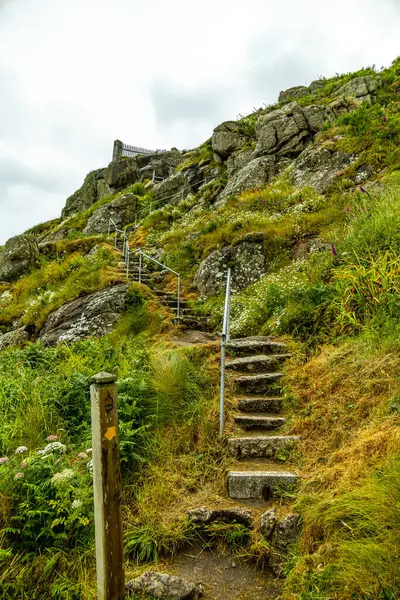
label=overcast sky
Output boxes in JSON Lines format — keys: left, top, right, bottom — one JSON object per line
{"left": 0, "top": 0, "right": 399, "bottom": 244}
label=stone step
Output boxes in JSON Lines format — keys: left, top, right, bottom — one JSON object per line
{"left": 228, "top": 471, "right": 299, "bottom": 499}
{"left": 172, "top": 316, "right": 210, "bottom": 329}
{"left": 119, "top": 262, "right": 151, "bottom": 273}
{"left": 227, "top": 337, "right": 287, "bottom": 357}
{"left": 165, "top": 307, "right": 194, "bottom": 316}
{"left": 165, "top": 300, "right": 190, "bottom": 309}
{"left": 129, "top": 275, "right": 152, "bottom": 283}
{"left": 226, "top": 354, "right": 291, "bottom": 373}
{"left": 234, "top": 373, "right": 284, "bottom": 395}
{"left": 154, "top": 291, "right": 178, "bottom": 299}
{"left": 234, "top": 414, "right": 286, "bottom": 430}
{"left": 228, "top": 435, "right": 299, "bottom": 459}
{"left": 238, "top": 397, "right": 284, "bottom": 413}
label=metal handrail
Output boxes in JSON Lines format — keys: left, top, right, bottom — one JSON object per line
{"left": 108, "top": 219, "right": 181, "bottom": 317}
{"left": 220, "top": 269, "right": 231, "bottom": 435}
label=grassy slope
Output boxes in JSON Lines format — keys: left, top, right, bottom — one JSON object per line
{"left": 0, "top": 58, "right": 400, "bottom": 599}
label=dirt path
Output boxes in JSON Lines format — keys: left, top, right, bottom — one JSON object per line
{"left": 162, "top": 546, "right": 282, "bottom": 600}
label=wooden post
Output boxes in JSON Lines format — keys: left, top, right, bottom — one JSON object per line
{"left": 90, "top": 372, "right": 125, "bottom": 600}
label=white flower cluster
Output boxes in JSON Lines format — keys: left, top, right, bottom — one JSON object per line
{"left": 230, "top": 260, "right": 308, "bottom": 336}
{"left": 51, "top": 468, "right": 75, "bottom": 485}
{"left": 15, "top": 446, "right": 28, "bottom": 454}
{"left": 38, "top": 442, "right": 66, "bottom": 456}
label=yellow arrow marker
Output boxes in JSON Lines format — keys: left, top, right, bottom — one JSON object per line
{"left": 105, "top": 426, "right": 116, "bottom": 441}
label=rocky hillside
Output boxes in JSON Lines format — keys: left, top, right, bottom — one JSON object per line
{"left": 0, "top": 57, "right": 400, "bottom": 599}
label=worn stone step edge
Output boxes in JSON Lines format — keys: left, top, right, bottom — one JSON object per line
{"left": 234, "top": 415, "right": 286, "bottom": 430}
{"left": 228, "top": 471, "right": 299, "bottom": 499}
{"left": 228, "top": 341, "right": 288, "bottom": 357}
{"left": 228, "top": 435, "right": 299, "bottom": 458}
{"left": 226, "top": 354, "right": 291, "bottom": 372}
{"left": 238, "top": 398, "right": 284, "bottom": 413}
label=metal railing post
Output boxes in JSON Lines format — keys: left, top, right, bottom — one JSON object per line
{"left": 114, "top": 230, "right": 117, "bottom": 249}
{"left": 138, "top": 250, "right": 142, "bottom": 284}
{"left": 219, "top": 268, "right": 231, "bottom": 435}
{"left": 177, "top": 275, "right": 181, "bottom": 318}
{"left": 125, "top": 240, "right": 129, "bottom": 266}
{"left": 220, "top": 335, "right": 226, "bottom": 435}
{"left": 126, "top": 250, "right": 130, "bottom": 278}
{"left": 108, "top": 220, "right": 111, "bottom": 236}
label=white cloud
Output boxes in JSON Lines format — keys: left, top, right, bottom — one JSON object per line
{"left": 0, "top": 0, "right": 399, "bottom": 244}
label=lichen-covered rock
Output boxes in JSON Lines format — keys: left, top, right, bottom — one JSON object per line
{"left": 255, "top": 102, "right": 332, "bottom": 158}
{"left": 328, "top": 96, "right": 357, "bottom": 117}
{"left": 278, "top": 85, "right": 309, "bottom": 102}
{"left": 38, "top": 229, "right": 70, "bottom": 244}
{"left": 39, "top": 284, "right": 129, "bottom": 345}
{"left": 216, "top": 156, "right": 280, "bottom": 206}
{"left": 153, "top": 172, "right": 191, "bottom": 204}
{"left": 83, "top": 194, "right": 139, "bottom": 235}
{"left": 303, "top": 105, "right": 334, "bottom": 133}
{"left": 194, "top": 234, "right": 267, "bottom": 296}
{"left": 0, "top": 234, "right": 39, "bottom": 282}
{"left": 279, "top": 80, "right": 325, "bottom": 103}
{"left": 107, "top": 149, "right": 182, "bottom": 191}
{"left": 255, "top": 102, "right": 308, "bottom": 157}
{"left": 226, "top": 148, "right": 254, "bottom": 177}
{"left": 212, "top": 121, "right": 247, "bottom": 159}
{"left": 260, "top": 508, "right": 277, "bottom": 539}
{"left": 334, "top": 75, "right": 381, "bottom": 104}
{"left": 0, "top": 327, "right": 30, "bottom": 351}
{"left": 138, "top": 149, "right": 183, "bottom": 182}
{"left": 126, "top": 571, "right": 203, "bottom": 600}
{"left": 62, "top": 168, "right": 111, "bottom": 219}
{"left": 290, "top": 145, "right": 353, "bottom": 193}
{"left": 187, "top": 506, "right": 253, "bottom": 527}
{"left": 270, "top": 513, "right": 302, "bottom": 576}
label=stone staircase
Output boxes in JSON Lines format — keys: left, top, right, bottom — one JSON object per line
{"left": 226, "top": 336, "right": 299, "bottom": 500}
{"left": 114, "top": 242, "right": 209, "bottom": 330}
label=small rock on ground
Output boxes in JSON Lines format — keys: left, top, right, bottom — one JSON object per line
{"left": 126, "top": 571, "right": 203, "bottom": 599}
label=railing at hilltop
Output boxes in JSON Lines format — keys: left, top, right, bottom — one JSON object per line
{"left": 112, "top": 139, "right": 167, "bottom": 161}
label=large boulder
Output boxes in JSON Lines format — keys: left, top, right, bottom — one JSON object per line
{"left": 62, "top": 168, "right": 111, "bottom": 220}
{"left": 153, "top": 172, "right": 191, "bottom": 205}
{"left": 278, "top": 80, "right": 325, "bottom": 103}
{"left": 226, "top": 148, "right": 254, "bottom": 177}
{"left": 0, "top": 327, "right": 30, "bottom": 351}
{"left": 290, "top": 145, "right": 353, "bottom": 193}
{"left": 83, "top": 194, "right": 139, "bottom": 235}
{"left": 333, "top": 75, "right": 381, "bottom": 104}
{"left": 0, "top": 234, "right": 39, "bottom": 282}
{"left": 278, "top": 85, "right": 309, "bottom": 102}
{"left": 212, "top": 121, "right": 248, "bottom": 159}
{"left": 216, "top": 156, "right": 282, "bottom": 206}
{"left": 39, "top": 284, "right": 129, "bottom": 345}
{"left": 107, "top": 149, "right": 182, "bottom": 191}
{"left": 194, "top": 234, "right": 267, "bottom": 296}
{"left": 255, "top": 102, "right": 333, "bottom": 158}
{"left": 126, "top": 572, "right": 203, "bottom": 600}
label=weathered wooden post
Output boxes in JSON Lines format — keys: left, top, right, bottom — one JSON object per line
{"left": 90, "top": 372, "right": 125, "bottom": 600}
